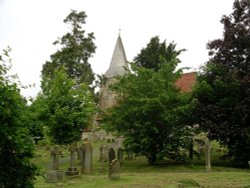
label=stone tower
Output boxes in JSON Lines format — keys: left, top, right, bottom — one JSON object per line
{"left": 99, "top": 34, "right": 129, "bottom": 110}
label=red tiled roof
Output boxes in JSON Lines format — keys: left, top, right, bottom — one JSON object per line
{"left": 175, "top": 72, "right": 197, "bottom": 92}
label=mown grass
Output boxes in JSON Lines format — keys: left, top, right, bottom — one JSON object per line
{"left": 33, "top": 141, "right": 250, "bottom": 188}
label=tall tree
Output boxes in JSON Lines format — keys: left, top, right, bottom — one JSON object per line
{"left": 134, "top": 36, "right": 184, "bottom": 71}
{"left": 103, "top": 38, "right": 192, "bottom": 165}
{"left": 0, "top": 48, "right": 36, "bottom": 187}
{"left": 42, "top": 10, "right": 96, "bottom": 87}
{"left": 193, "top": 0, "right": 250, "bottom": 166}
{"left": 42, "top": 67, "right": 95, "bottom": 145}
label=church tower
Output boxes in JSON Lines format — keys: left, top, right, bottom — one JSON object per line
{"left": 99, "top": 34, "right": 129, "bottom": 110}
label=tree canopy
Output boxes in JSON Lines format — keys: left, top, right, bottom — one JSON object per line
{"left": 134, "top": 36, "right": 184, "bottom": 71}
{"left": 193, "top": 0, "right": 250, "bottom": 166}
{"left": 0, "top": 48, "right": 36, "bottom": 187}
{"left": 103, "top": 38, "right": 193, "bottom": 165}
{"left": 42, "top": 10, "right": 96, "bottom": 87}
{"left": 41, "top": 67, "right": 95, "bottom": 145}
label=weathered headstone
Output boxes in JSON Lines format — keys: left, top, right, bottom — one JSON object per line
{"left": 46, "top": 170, "right": 58, "bottom": 183}
{"left": 65, "top": 143, "right": 79, "bottom": 176}
{"left": 117, "top": 147, "right": 123, "bottom": 162}
{"left": 108, "top": 159, "right": 120, "bottom": 180}
{"left": 81, "top": 142, "right": 93, "bottom": 174}
{"left": 109, "top": 148, "right": 116, "bottom": 164}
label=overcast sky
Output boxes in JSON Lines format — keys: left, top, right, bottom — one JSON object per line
{"left": 0, "top": 0, "right": 235, "bottom": 98}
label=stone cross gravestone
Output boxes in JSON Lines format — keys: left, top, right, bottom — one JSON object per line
{"left": 109, "top": 147, "right": 116, "bottom": 164}
{"left": 81, "top": 142, "right": 93, "bottom": 174}
{"left": 108, "top": 159, "right": 120, "bottom": 180}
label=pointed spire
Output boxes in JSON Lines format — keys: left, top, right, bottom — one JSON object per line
{"left": 104, "top": 34, "right": 129, "bottom": 78}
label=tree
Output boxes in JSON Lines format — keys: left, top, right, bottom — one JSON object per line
{"left": 42, "top": 10, "right": 96, "bottom": 87}
{"left": 0, "top": 48, "right": 36, "bottom": 187}
{"left": 103, "top": 39, "right": 193, "bottom": 165}
{"left": 134, "top": 36, "right": 184, "bottom": 71}
{"left": 193, "top": 0, "right": 250, "bottom": 166}
{"left": 23, "top": 94, "right": 48, "bottom": 144}
{"left": 42, "top": 67, "right": 95, "bottom": 145}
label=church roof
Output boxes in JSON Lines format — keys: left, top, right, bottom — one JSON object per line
{"left": 104, "top": 35, "right": 129, "bottom": 78}
{"left": 175, "top": 72, "right": 197, "bottom": 92}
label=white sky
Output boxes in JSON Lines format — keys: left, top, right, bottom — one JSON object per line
{"left": 0, "top": 0, "right": 235, "bottom": 98}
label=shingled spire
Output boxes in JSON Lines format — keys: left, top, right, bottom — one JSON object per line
{"left": 98, "top": 34, "right": 129, "bottom": 110}
{"left": 104, "top": 34, "right": 129, "bottom": 78}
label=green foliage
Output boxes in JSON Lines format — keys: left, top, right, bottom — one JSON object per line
{"left": 42, "top": 10, "right": 96, "bottom": 87}
{"left": 103, "top": 39, "right": 193, "bottom": 165}
{"left": 0, "top": 48, "right": 36, "bottom": 187}
{"left": 193, "top": 0, "right": 250, "bottom": 166}
{"left": 134, "top": 36, "right": 184, "bottom": 71}
{"left": 42, "top": 67, "right": 95, "bottom": 145}
{"left": 23, "top": 94, "right": 48, "bottom": 144}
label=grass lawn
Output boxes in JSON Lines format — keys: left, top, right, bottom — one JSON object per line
{"left": 33, "top": 141, "right": 250, "bottom": 188}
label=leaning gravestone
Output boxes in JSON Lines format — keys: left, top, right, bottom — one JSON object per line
{"left": 109, "top": 148, "right": 116, "bottom": 164}
{"left": 80, "top": 142, "right": 93, "bottom": 174}
{"left": 108, "top": 159, "right": 120, "bottom": 180}
{"left": 65, "top": 143, "right": 79, "bottom": 176}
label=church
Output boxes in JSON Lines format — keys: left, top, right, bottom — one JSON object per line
{"left": 98, "top": 34, "right": 196, "bottom": 111}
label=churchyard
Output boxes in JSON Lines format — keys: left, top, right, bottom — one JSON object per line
{"left": 33, "top": 137, "right": 250, "bottom": 188}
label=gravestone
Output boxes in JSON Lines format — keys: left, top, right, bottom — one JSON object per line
{"left": 117, "top": 147, "right": 123, "bottom": 162}
{"left": 65, "top": 143, "right": 79, "bottom": 176}
{"left": 108, "top": 159, "right": 120, "bottom": 180}
{"left": 81, "top": 142, "right": 93, "bottom": 174}
{"left": 109, "top": 148, "right": 116, "bottom": 164}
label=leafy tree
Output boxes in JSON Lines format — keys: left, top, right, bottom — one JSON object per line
{"left": 103, "top": 39, "right": 193, "bottom": 165}
{"left": 193, "top": 0, "right": 250, "bottom": 166}
{"left": 42, "top": 67, "right": 95, "bottom": 145}
{"left": 42, "top": 10, "right": 96, "bottom": 87}
{"left": 23, "top": 94, "right": 48, "bottom": 144}
{"left": 0, "top": 48, "right": 36, "bottom": 187}
{"left": 134, "top": 36, "right": 184, "bottom": 71}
